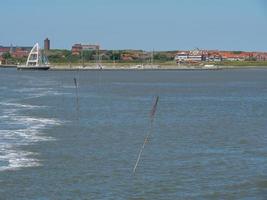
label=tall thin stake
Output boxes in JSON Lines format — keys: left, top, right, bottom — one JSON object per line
{"left": 133, "top": 96, "right": 159, "bottom": 174}
{"left": 73, "top": 77, "right": 79, "bottom": 120}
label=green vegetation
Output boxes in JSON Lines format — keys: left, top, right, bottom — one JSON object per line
{"left": 1, "top": 52, "right": 27, "bottom": 65}
{"left": 217, "top": 61, "right": 267, "bottom": 67}
{"left": 46, "top": 49, "right": 176, "bottom": 65}
{"left": 2, "top": 52, "right": 12, "bottom": 60}
{"left": 232, "top": 51, "right": 243, "bottom": 54}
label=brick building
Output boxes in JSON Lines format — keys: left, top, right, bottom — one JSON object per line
{"left": 44, "top": 38, "right": 50, "bottom": 51}
{"left": 71, "top": 44, "right": 100, "bottom": 55}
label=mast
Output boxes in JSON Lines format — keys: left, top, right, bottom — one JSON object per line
{"left": 82, "top": 48, "right": 85, "bottom": 67}
{"left": 151, "top": 49, "right": 154, "bottom": 65}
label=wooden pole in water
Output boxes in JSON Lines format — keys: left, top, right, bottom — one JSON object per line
{"left": 133, "top": 96, "right": 159, "bottom": 174}
{"left": 73, "top": 77, "right": 79, "bottom": 119}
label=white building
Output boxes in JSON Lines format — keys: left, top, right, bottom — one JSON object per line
{"left": 175, "top": 49, "right": 204, "bottom": 63}
{"left": 187, "top": 55, "right": 202, "bottom": 61}
{"left": 175, "top": 52, "right": 188, "bottom": 63}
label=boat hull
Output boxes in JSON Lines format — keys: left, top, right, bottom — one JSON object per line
{"left": 17, "top": 66, "right": 50, "bottom": 70}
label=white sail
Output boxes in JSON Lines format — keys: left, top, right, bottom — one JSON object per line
{"left": 17, "top": 43, "right": 50, "bottom": 70}
{"left": 26, "top": 43, "right": 49, "bottom": 66}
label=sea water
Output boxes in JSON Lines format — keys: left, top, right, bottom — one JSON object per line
{"left": 0, "top": 68, "right": 267, "bottom": 199}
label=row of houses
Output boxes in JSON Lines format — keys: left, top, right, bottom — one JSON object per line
{"left": 0, "top": 46, "right": 32, "bottom": 64}
{"left": 0, "top": 42, "right": 100, "bottom": 64}
{"left": 175, "top": 49, "right": 267, "bottom": 63}
{"left": 1, "top": 43, "right": 267, "bottom": 64}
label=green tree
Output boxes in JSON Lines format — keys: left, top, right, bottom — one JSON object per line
{"left": 112, "top": 51, "right": 121, "bottom": 60}
{"left": 2, "top": 52, "right": 12, "bottom": 60}
{"left": 232, "top": 51, "right": 243, "bottom": 54}
{"left": 62, "top": 50, "right": 72, "bottom": 58}
{"left": 83, "top": 50, "right": 96, "bottom": 61}
{"left": 153, "top": 53, "right": 169, "bottom": 61}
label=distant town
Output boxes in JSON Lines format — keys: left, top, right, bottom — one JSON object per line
{"left": 1, "top": 38, "right": 267, "bottom": 67}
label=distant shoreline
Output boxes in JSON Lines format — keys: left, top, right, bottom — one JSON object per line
{"left": 50, "top": 64, "right": 267, "bottom": 71}
{"left": 1, "top": 64, "right": 267, "bottom": 71}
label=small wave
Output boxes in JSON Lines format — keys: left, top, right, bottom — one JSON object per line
{"left": 0, "top": 150, "right": 40, "bottom": 171}
{"left": 0, "top": 86, "right": 7, "bottom": 90}
{"left": 13, "top": 87, "right": 52, "bottom": 93}
{"left": 0, "top": 102, "right": 45, "bottom": 109}
{"left": 0, "top": 101, "right": 62, "bottom": 171}
{"left": 10, "top": 87, "right": 63, "bottom": 102}
{"left": 62, "top": 85, "right": 79, "bottom": 89}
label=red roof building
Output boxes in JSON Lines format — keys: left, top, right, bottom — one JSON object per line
{"left": 71, "top": 44, "right": 100, "bottom": 55}
{"left": 0, "top": 47, "right": 10, "bottom": 54}
{"left": 11, "top": 49, "right": 29, "bottom": 58}
{"left": 71, "top": 44, "right": 83, "bottom": 55}
{"left": 252, "top": 52, "right": 267, "bottom": 61}
{"left": 220, "top": 52, "right": 251, "bottom": 61}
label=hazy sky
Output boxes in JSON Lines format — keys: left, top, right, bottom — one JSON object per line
{"left": 0, "top": 0, "right": 267, "bottom": 51}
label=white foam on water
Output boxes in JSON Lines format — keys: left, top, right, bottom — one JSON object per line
{"left": 0, "top": 102, "right": 45, "bottom": 109}
{"left": 0, "top": 150, "right": 40, "bottom": 171}
{"left": 13, "top": 87, "right": 51, "bottom": 93}
{"left": 0, "top": 102, "right": 62, "bottom": 171}
{"left": 62, "top": 85, "right": 75, "bottom": 89}
{"left": 10, "top": 87, "right": 63, "bottom": 102}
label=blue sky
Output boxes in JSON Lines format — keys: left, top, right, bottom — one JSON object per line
{"left": 0, "top": 0, "right": 266, "bottom": 51}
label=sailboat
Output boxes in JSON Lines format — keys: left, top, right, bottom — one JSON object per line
{"left": 17, "top": 43, "right": 50, "bottom": 70}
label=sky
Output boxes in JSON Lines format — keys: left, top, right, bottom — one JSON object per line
{"left": 0, "top": 0, "right": 267, "bottom": 51}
